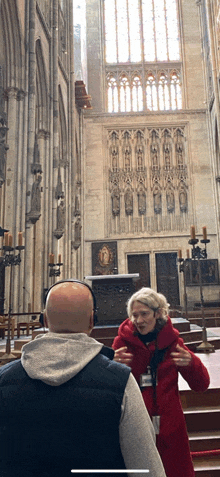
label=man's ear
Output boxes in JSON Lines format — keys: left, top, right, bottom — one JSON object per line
{"left": 88, "top": 312, "right": 94, "bottom": 335}
{"left": 43, "top": 312, "right": 48, "bottom": 328}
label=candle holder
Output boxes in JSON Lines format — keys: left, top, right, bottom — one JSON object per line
{"left": 178, "top": 257, "right": 190, "bottom": 321}
{"left": 0, "top": 237, "right": 25, "bottom": 363}
{"left": 48, "top": 261, "right": 63, "bottom": 277}
{"left": 187, "top": 233, "right": 214, "bottom": 353}
{"left": 188, "top": 238, "right": 210, "bottom": 260}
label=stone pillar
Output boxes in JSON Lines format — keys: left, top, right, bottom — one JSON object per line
{"left": 4, "top": 87, "right": 18, "bottom": 312}
{"left": 52, "top": 0, "right": 59, "bottom": 263}
{"left": 24, "top": 0, "right": 36, "bottom": 311}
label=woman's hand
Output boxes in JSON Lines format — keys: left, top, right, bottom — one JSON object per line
{"left": 114, "top": 347, "right": 133, "bottom": 366}
{"left": 171, "top": 344, "right": 192, "bottom": 367}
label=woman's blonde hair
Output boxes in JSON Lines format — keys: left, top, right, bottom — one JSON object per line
{"left": 127, "top": 287, "right": 169, "bottom": 324}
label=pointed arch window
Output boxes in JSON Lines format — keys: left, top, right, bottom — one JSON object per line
{"left": 146, "top": 73, "right": 157, "bottom": 111}
{"left": 107, "top": 75, "right": 119, "bottom": 113}
{"left": 132, "top": 75, "right": 143, "bottom": 112}
{"left": 158, "top": 73, "right": 169, "bottom": 110}
{"left": 104, "top": 0, "right": 182, "bottom": 112}
{"left": 120, "top": 75, "right": 130, "bottom": 112}
{"left": 170, "top": 71, "right": 182, "bottom": 110}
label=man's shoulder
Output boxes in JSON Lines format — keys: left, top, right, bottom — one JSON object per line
{"left": 0, "top": 359, "right": 23, "bottom": 381}
{"left": 81, "top": 351, "right": 131, "bottom": 392}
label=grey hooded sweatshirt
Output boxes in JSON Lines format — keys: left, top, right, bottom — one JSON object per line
{"left": 21, "top": 332, "right": 166, "bottom": 477}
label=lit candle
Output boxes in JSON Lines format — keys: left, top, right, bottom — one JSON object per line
{"left": 49, "top": 253, "right": 54, "bottom": 264}
{"left": 4, "top": 232, "right": 9, "bottom": 246}
{"left": 58, "top": 254, "right": 61, "bottom": 264}
{"left": 190, "top": 226, "right": 196, "bottom": 240}
{"left": 8, "top": 234, "right": 13, "bottom": 247}
{"left": 202, "top": 226, "right": 207, "bottom": 240}
{"left": 186, "top": 249, "right": 190, "bottom": 259}
{"left": 178, "top": 249, "right": 182, "bottom": 259}
{"left": 18, "top": 232, "right": 22, "bottom": 246}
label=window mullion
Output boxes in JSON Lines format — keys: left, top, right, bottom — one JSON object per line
{"left": 127, "top": 0, "right": 131, "bottom": 62}
{"left": 139, "top": 0, "right": 144, "bottom": 64}
{"left": 164, "top": 0, "right": 169, "bottom": 60}
{"left": 152, "top": 0, "right": 157, "bottom": 61}
{"left": 115, "top": 0, "right": 119, "bottom": 63}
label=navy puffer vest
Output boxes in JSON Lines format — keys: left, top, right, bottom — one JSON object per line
{"left": 0, "top": 348, "right": 130, "bottom": 477}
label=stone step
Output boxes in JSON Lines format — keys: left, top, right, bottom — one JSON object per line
{"left": 185, "top": 308, "right": 220, "bottom": 319}
{"left": 188, "top": 317, "right": 220, "bottom": 328}
{"left": 184, "top": 407, "right": 220, "bottom": 433}
{"left": 91, "top": 318, "right": 191, "bottom": 341}
{"left": 185, "top": 337, "right": 220, "bottom": 352}
{"left": 180, "top": 388, "right": 220, "bottom": 410}
{"left": 189, "top": 431, "right": 220, "bottom": 452}
{"left": 194, "top": 459, "right": 220, "bottom": 477}
{"left": 179, "top": 329, "right": 203, "bottom": 343}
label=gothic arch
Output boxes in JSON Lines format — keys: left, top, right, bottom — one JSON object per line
{"left": 36, "top": 39, "right": 49, "bottom": 132}
{"left": 1, "top": 0, "right": 23, "bottom": 89}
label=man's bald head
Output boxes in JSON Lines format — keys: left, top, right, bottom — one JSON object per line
{"left": 45, "top": 282, "right": 94, "bottom": 334}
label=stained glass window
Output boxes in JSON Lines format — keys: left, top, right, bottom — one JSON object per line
{"left": 104, "top": 0, "right": 182, "bottom": 112}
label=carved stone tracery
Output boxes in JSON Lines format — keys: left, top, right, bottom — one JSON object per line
{"left": 107, "top": 126, "right": 189, "bottom": 230}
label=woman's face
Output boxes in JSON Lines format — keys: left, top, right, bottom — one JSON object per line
{"left": 131, "top": 300, "right": 157, "bottom": 335}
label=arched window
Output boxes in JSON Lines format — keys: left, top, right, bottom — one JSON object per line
{"left": 170, "top": 71, "right": 182, "bottom": 110}
{"left": 158, "top": 73, "right": 169, "bottom": 110}
{"left": 132, "top": 75, "right": 143, "bottom": 112}
{"left": 120, "top": 75, "right": 130, "bottom": 112}
{"left": 104, "top": 0, "right": 182, "bottom": 112}
{"left": 107, "top": 75, "right": 118, "bottom": 113}
{"left": 146, "top": 73, "right": 157, "bottom": 111}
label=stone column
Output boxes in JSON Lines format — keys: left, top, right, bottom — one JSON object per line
{"left": 69, "top": 0, "right": 76, "bottom": 278}
{"left": 23, "top": 0, "right": 36, "bottom": 311}
{"left": 52, "top": 0, "right": 59, "bottom": 263}
{"left": 4, "top": 87, "right": 18, "bottom": 313}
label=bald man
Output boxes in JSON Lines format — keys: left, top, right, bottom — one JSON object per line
{"left": 0, "top": 280, "right": 166, "bottom": 477}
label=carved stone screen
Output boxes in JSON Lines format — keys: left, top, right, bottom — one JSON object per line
{"left": 92, "top": 241, "right": 118, "bottom": 275}
{"left": 155, "top": 252, "right": 180, "bottom": 307}
{"left": 127, "top": 254, "right": 150, "bottom": 291}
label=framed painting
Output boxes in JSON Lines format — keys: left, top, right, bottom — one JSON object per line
{"left": 92, "top": 241, "right": 118, "bottom": 275}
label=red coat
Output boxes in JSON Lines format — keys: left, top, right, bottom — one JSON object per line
{"left": 112, "top": 317, "right": 210, "bottom": 477}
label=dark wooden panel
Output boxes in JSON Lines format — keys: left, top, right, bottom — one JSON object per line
{"left": 127, "top": 254, "right": 150, "bottom": 291}
{"left": 92, "top": 277, "right": 135, "bottom": 326}
{"left": 155, "top": 252, "right": 180, "bottom": 307}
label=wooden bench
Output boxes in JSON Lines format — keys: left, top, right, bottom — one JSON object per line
{"left": 17, "top": 321, "right": 42, "bottom": 338}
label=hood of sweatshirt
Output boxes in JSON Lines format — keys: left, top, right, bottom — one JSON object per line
{"left": 21, "top": 332, "right": 103, "bottom": 386}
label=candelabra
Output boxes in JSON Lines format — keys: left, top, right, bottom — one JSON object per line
{"left": 178, "top": 255, "right": 189, "bottom": 321}
{"left": 48, "top": 253, "right": 63, "bottom": 279}
{"left": 179, "top": 226, "right": 215, "bottom": 353}
{"left": 0, "top": 231, "right": 25, "bottom": 363}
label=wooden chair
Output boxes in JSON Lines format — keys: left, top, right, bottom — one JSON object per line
{"left": 0, "top": 315, "right": 16, "bottom": 340}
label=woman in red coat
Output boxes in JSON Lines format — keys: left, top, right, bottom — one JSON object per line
{"left": 112, "top": 287, "right": 210, "bottom": 477}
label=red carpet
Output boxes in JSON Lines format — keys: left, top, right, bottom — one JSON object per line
{"left": 191, "top": 449, "right": 220, "bottom": 457}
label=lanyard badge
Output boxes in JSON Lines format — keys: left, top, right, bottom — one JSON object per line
{"left": 140, "top": 366, "right": 153, "bottom": 387}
